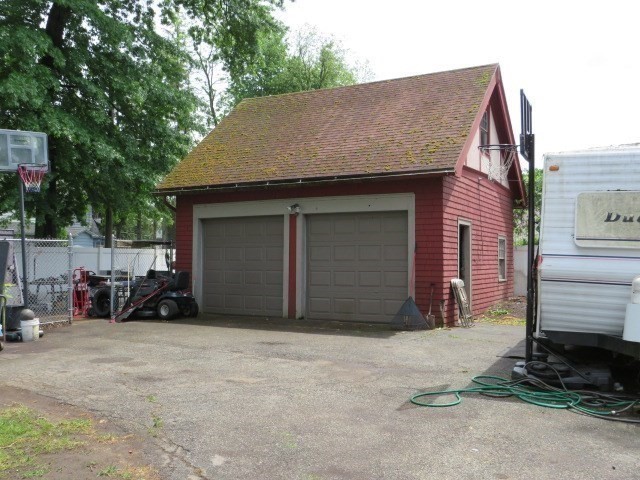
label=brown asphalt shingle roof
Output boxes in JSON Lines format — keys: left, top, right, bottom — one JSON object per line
{"left": 158, "top": 64, "right": 498, "bottom": 192}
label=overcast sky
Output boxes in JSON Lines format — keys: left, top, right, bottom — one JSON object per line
{"left": 277, "top": 0, "right": 639, "bottom": 167}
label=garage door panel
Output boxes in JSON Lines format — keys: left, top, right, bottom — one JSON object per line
{"left": 309, "top": 217, "right": 332, "bottom": 235}
{"left": 334, "top": 217, "right": 356, "bottom": 234}
{"left": 309, "top": 246, "right": 331, "bottom": 261}
{"left": 225, "top": 247, "right": 243, "bottom": 261}
{"left": 359, "top": 299, "right": 382, "bottom": 315}
{"left": 206, "top": 271, "right": 224, "bottom": 284}
{"left": 244, "top": 247, "right": 263, "bottom": 261}
{"left": 203, "top": 216, "right": 283, "bottom": 316}
{"left": 265, "top": 296, "right": 282, "bottom": 311}
{"left": 307, "top": 211, "right": 407, "bottom": 323}
{"left": 265, "top": 246, "right": 283, "bottom": 261}
{"left": 224, "top": 271, "right": 242, "bottom": 285}
{"left": 358, "top": 217, "right": 381, "bottom": 233}
{"left": 309, "top": 297, "right": 331, "bottom": 314}
{"left": 224, "top": 295, "right": 242, "bottom": 309}
{"left": 265, "top": 271, "right": 283, "bottom": 286}
{"left": 334, "top": 271, "right": 356, "bottom": 287}
{"left": 244, "top": 296, "right": 263, "bottom": 310}
{"left": 204, "top": 247, "right": 223, "bottom": 262}
{"left": 358, "top": 271, "right": 381, "bottom": 287}
{"left": 384, "top": 271, "right": 407, "bottom": 288}
{"left": 384, "top": 216, "right": 407, "bottom": 233}
{"left": 244, "top": 271, "right": 262, "bottom": 285}
{"left": 334, "top": 245, "right": 356, "bottom": 261}
{"left": 359, "top": 245, "right": 381, "bottom": 261}
{"left": 384, "top": 245, "right": 407, "bottom": 261}
{"left": 225, "top": 222, "right": 244, "bottom": 237}
{"left": 334, "top": 298, "right": 356, "bottom": 314}
{"left": 205, "top": 293, "right": 224, "bottom": 309}
{"left": 309, "top": 271, "right": 331, "bottom": 287}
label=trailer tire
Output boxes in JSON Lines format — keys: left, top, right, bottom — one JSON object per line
{"left": 92, "top": 288, "right": 118, "bottom": 318}
{"left": 158, "top": 299, "right": 178, "bottom": 320}
{"left": 189, "top": 303, "right": 199, "bottom": 318}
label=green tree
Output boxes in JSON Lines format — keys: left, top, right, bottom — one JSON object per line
{"left": 0, "top": 0, "right": 283, "bottom": 240}
{"left": 225, "top": 26, "right": 371, "bottom": 108}
{"left": 514, "top": 168, "right": 543, "bottom": 245}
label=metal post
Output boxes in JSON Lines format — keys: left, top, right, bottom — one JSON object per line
{"left": 525, "top": 135, "right": 536, "bottom": 363}
{"left": 68, "top": 233, "right": 74, "bottom": 323}
{"left": 18, "top": 177, "right": 28, "bottom": 310}
{"left": 110, "top": 234, "right": 115, "bottom": 321}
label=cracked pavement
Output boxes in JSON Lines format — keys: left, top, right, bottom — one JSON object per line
{"left": 1, "top": 316, "right": 638, "bottom": 479}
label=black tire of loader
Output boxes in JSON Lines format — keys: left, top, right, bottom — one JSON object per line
{"left": 92, "top": 288, "right": 117, "bottom": 317}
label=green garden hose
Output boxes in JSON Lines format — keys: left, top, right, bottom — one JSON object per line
{"left": 410, "top": 374, "right": 640, "bottom": 422}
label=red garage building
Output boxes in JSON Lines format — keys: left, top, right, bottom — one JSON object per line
{"left": 158, "top": 64, "right": 525, "bottom": 325}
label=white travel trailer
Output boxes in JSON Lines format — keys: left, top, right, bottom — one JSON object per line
{"left": 537, "top": 145, "right": 640, "bottom": 358}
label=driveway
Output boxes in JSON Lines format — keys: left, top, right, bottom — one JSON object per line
{"left": 1, "top": 316, "right": 638, "bottom": 480}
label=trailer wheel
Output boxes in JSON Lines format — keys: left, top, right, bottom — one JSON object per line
{"left": 188, "top": 303, "right": 199, "bottom": 318}
{"left": 157, "top": 299, "right": 178, "bottom": 320}
{"left": 92, "top": 288, "right": 118, "bottom": 318}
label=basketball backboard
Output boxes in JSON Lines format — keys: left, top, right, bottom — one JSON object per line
{"left": 0, "top": 129, "right": 48, "bottom": 172}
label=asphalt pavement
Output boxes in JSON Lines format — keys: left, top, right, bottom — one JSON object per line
{"left": 1, "top": 316, "right": 638, "bottom": 480}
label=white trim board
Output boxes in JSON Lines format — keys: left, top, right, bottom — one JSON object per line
{"left": 192, "top": 193, "right": 416, "bottom": 317}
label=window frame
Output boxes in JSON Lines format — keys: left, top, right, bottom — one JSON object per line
{"left": 498, "top": 235, "right": 507, "bottom": 282}
{"left": 480, "top": 110, "right": 490, "bottom": 150}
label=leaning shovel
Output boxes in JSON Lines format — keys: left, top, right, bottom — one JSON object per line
{"left": 425, "top": 283, "right": 435, "bottom": 329}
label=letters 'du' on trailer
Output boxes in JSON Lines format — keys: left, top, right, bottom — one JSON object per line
{"left": 157, "top": 64, "right": 526, "bottom": 325}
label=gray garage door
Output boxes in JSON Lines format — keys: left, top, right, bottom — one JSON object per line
{"left": 306, "top": 211, "right": 408, "bottom": 323}
{"left": 202, "top": 216, "right": 283, "bottom": 316}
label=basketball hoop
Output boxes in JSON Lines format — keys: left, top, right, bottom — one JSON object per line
{"left": 478, "top": 144, "right": 518, "bottom": 182}
{"left": 18, "top": 164, "right": 47, "bottom": 193}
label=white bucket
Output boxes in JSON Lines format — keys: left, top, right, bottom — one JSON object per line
{"left": 21, "top": 318, "right": 40, "bottom": 342}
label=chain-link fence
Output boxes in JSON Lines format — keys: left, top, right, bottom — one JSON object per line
{"left": 5, "top": 238, "right": 72, "bottom": 326}
{"left": 108, "top": 239, "right": 170, "bottom": 317}
{"left": 1, "top": 237, "right": 171, "bottom": 328}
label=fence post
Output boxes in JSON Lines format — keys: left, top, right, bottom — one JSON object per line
{"left": 110, "top": 234, "right": 116, "bottom": 322}
{"left": 68, "top": 233, "right": 74, "bottom": 324}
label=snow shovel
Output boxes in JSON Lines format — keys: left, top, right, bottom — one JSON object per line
{"left": 426, "top": 283, "right": 435, "bottom": 329}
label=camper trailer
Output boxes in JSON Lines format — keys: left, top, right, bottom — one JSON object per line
{"left": 536, "top": 145, "right": 640, "bottom": 359}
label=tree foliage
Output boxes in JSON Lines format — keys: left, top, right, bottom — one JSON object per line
{"left": 224, "top": 26, "right": 370, "bottom": 108}
{"left": 0, "top": 0, "right": 283, "bottom": 239}
{"left": 514, "top": 168, "right": 543, "bottom": 245}
{"left": 0, "top": 1, "right": 369, "bottom": 241}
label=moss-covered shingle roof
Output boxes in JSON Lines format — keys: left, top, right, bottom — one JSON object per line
{"left": 158, "top": 64, "right": 498, "bottom": 192}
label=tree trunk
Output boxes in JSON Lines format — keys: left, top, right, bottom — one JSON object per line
{"left": 37, "top": 2, "right": 72, "bottom": 238}
{"left": 136, "top": 211, "right": 142, "bottom": 240}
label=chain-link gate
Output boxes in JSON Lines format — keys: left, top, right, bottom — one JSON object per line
{"left": 6, "top": 238, "right": 72, "bottom": 326}
{"left": 108, "top": 239, "right": 170, "bottom": 317}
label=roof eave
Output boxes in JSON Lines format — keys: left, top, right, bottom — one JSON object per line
{"left": 155, "top": 168, "right": 455, "bottom": 196}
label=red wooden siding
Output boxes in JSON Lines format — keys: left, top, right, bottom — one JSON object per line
{"left": 441, "top": 167, "right": 515, "bottom": 321}
{"left": 174, "top": 172, "right": 514, "bottom": 324}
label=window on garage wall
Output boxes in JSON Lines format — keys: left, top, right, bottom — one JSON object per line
{"left": 498, "top": 235, "right": 507, "bottom": 281}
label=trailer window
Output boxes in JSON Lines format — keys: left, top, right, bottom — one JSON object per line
{"left": 498, "top": 236, "right": 506, "bottom": 281}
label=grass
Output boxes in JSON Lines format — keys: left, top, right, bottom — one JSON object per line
{"left": 479, "top": 303, "right": 526, "bottom": 326}
{"left": 0, "top": 406, "right": 91, "bottom": 478}
{"left": 0, "top": 405, "right": 155, "bottom": 480}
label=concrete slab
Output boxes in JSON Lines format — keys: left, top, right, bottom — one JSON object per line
{"left": 1, "top": 316, "right": 638, "bottom": 480}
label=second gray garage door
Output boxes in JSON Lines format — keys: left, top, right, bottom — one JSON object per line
{"left": 306, "top": 211, "right": 408, "bottom": 323}
{"left": 202, "top": 216, "right": 283, "bottom": 316}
